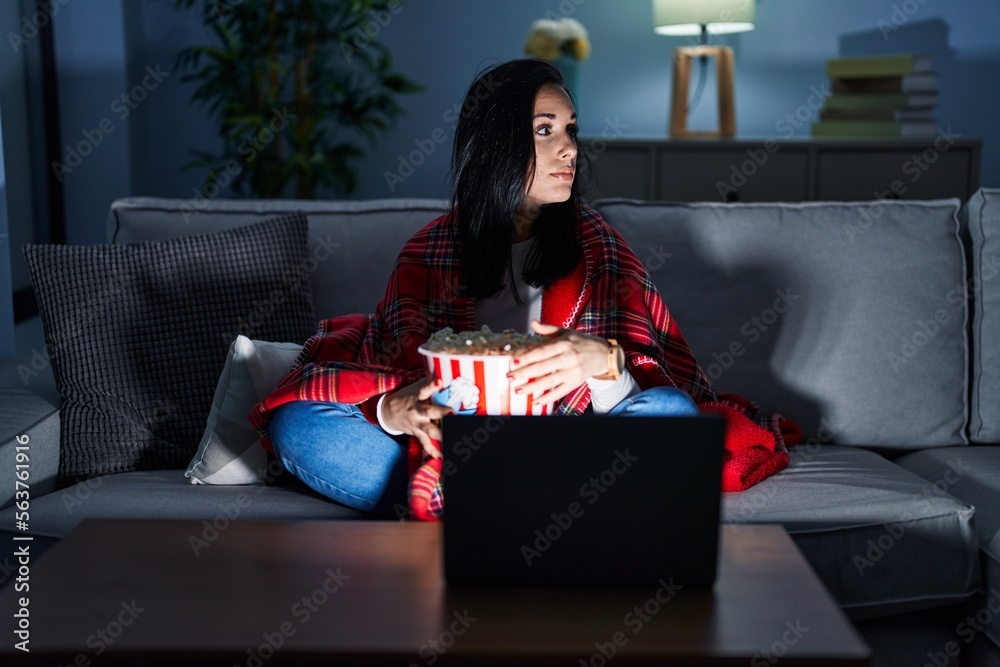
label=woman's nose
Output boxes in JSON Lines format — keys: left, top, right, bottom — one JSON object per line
{"left": 560, "top": 134, "right": 577, "bottom": 160}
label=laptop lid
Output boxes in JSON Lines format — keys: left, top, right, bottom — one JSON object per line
{"left": 441, "top": 414, "right": 725, "bottom": 588}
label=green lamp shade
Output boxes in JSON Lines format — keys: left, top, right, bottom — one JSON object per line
{"left": 653, "top": 0, "right": 755, "bottom": 36}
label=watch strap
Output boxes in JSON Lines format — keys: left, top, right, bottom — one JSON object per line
{"left": 594, "top": 338, "right": 623, "bottom": 381}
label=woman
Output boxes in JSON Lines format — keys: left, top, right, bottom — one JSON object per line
{"left": 251, "top": 59, "right": 794, "bottom": 520}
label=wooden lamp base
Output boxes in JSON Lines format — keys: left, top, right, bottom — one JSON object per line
{"left": 669, "top": 45, "right": 735, "bottom": 139}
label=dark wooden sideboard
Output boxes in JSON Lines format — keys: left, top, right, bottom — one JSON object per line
{"left": 580, "top": 137, "right": 981, "bottom": 203}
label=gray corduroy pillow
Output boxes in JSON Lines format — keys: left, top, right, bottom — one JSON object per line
{"left": 23, "top": 214, "right": 316, "bottom": 486}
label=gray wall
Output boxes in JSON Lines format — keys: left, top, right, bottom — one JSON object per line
{"left": 52, "top": 0, "right": 132, "bottom": 246}
{"left": 0, "top": 0, "right": 47, "bottom": 304}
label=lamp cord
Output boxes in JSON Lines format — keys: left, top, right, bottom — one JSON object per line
{"left": 686, "top": 54, "right": 709, "bottom": 114}
{"left": 686, "top": 24, "right": 710, "bottom": 115}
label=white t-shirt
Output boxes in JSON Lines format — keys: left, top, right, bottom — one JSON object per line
{"left": 473, "top": 238, "right": 542, "bottom": 332}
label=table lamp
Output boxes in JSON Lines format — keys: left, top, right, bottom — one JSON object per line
{"left": 653, "top": 0, "right": 755, "bottom": 138}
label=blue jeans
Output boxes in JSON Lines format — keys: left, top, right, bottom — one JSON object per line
{"left": 269, "top": 386, "right": 698, "bottom": 514}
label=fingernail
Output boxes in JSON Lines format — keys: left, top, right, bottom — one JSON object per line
{"left": 506, "top": 373, "right": 514, "bottom": 380}
{"left": 512, "top": 359, "right": 519, "bottom": 366}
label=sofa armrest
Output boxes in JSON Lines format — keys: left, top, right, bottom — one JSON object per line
{"left": 0, "top": 387, "right": 60, "bottom": 511}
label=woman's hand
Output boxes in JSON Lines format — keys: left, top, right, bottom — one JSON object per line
{"left": 506, "top": 320, "right": 611, "bottom": 405}
{"left": 381, "top": 377, "right": 454, "bottom": 458}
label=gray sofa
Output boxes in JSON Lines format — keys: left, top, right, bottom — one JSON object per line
{"left": 3, "top": 190, "right": 1000, "bottom": 666}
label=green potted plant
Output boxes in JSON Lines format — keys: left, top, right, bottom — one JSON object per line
{"left": 174, "top": 0, "right": 421, "bottom": 199}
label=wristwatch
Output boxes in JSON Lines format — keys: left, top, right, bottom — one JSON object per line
{"left": 594, "top": 338, "right": 625, "bottom": 381}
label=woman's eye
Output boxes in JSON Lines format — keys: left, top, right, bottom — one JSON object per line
{"left": 535, "top": 125, "right": 551, "bottom": 136}
{"left": 567, "top": 125, "right": 579, "bottom": 137}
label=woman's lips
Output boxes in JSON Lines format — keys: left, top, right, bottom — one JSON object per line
{"left": 551, "top": 171, "right": 574, "bottom": 181}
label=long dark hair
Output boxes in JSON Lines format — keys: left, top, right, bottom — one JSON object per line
{"left": 451, "top": 59, "right": 587, "bottom": 301}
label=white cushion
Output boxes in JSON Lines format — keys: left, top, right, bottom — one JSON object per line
{"left": 185, "top": 336, "right": 302, "bottom": 485}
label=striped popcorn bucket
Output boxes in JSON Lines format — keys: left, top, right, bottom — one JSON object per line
{"left": 418, "top": 347, "right": 552, "bottom": 416}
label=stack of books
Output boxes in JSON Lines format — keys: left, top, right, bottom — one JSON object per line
{"left": 812, "top": 53, "right": 938, "bottom": 138}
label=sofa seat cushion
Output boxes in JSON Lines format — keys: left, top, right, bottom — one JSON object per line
{"left": 0, "top": 470, "right": 368, "bottom": 540}
{"left": 722, "top": 445, "right": 980, "bottom": 619}
{"left": 896, "top": 446, "right": 1000, "bottom": 646}
{"left": 0, "top": 387, "right": 60, "bottom": 510}
{"left": 0, "top": 350, "right": 60, "bottom": 408}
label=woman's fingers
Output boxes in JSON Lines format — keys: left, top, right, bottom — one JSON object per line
{"left": 386, "top": 377, "right": 455, "bottom": 453}
{"left": 415, "top": 405, "right": 449, "bottom": 458}
{"left": 513, "top": 321, "right": 569, "bottom": 368}
{"left": 511, "top": 340, "right": 574, "bottom": 377}
{"left": 530, "top": 320, "right": 562, "bottom": 336}
{"left": 424, "top": 403, "right": 454, "bottom": 423}
{"left": 532, "top": 383, "right": 572, "bottom": 405}
{"left": 514, "top": 370, "right": 559, "bottom": 395}
{"left": 508, "top": 339, "right": 583, "bottom": 399}
{"left": 520, "top": 373, "right": 574, "bottom": 404}
{"left": 417, "top": 377, "right": 444, "bottom": 400}
{"left": 413, "top": 429, "right": 442, "bottom": 459}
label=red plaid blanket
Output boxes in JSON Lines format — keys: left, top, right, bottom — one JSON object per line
{"left": 250, "top": 204, "right": 798, "bottom": 519}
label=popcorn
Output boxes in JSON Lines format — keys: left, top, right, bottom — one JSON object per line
{"left": 418, "top": 326, "right": 552, "bottom": 416}
{"left": 422, "top": 325, "right": 545, "bottom": 356}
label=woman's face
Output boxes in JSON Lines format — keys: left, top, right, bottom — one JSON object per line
{"left": 524, "top": 83, "right": 578, "bottom": 212}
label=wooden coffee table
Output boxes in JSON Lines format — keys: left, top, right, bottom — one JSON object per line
{"left": 0, "top": 520, "right": 869, "bottom": 665}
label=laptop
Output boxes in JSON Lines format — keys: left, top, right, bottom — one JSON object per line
{"left": 440, "top": 414, "right": 725, "bottom": 588}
